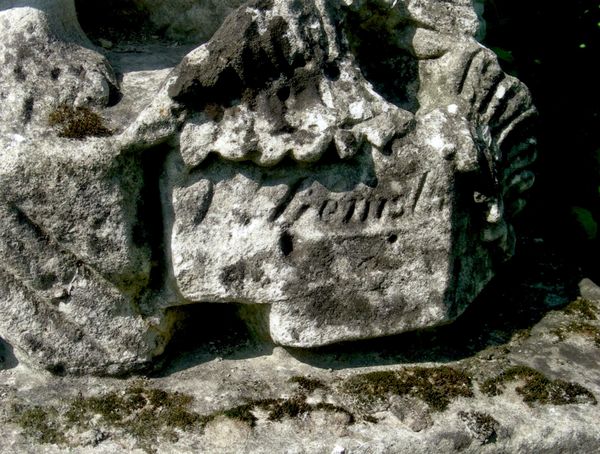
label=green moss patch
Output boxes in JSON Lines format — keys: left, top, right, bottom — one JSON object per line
{"left": 342, "top": 366, "right": 473, "bottom": 412}
{"left": 561, "top": 298, "right": 598, "bottom": 320}
{"left": 265, "top": 395, "right": 310, "bottom": 422}
{"left": 550, "top": 297, "right": 600, "bottom": 346}
{"left": 288, "top": 376, "right": 326, "bottom": 393}
{"left": 13, "top": 406, "right": 65, "bottom": 445}
{"left": 11, "top": 385, "right": 203, "bottom": 451}
{"left": 64, "top": 384, "right": 200, "bottom": 450}
{"left": 458, "top": 411, "right": 499, "bottom": 444}
{"left": 218, "top": 397, "right": 353, "bottom": 426}
{"left": 552, "top": 321, "right": 600, "bottom": 347}
{"left": 217, "top": 403, "right": 261, "bottom": 427}
{"left": 11, "top": 385, "right": 353, "bottom": 451}
{"left": 49, "top": 104, "right": 112, "bottom": 139}
{"left": 480, "top": 365, "right": 597, "bottom": 406}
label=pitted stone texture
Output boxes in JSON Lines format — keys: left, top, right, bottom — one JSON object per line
{"left": 0, "top": 136, "right": 171, "bottom": 374}
{"left": 165, "top": 0, "right": 536, "bottom": 346}
{"left": 0, "top": 0, "right": 537, "bottom": 373}
{"left": 0, "top": 0, "right": 119, "bottom": 133}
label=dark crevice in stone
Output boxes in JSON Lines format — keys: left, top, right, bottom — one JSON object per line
{"left": 106, "top": 81, "right": 123, "bottom": 107}
{"left": 134, "top": 145, "right": 171, "bottom": 293}
{"left": 279, "top": 231, "right": 294, "bottom": 256}
{"left": 22, "top": 96, "right": 34, "bottom": 124}
{"left": 342, "top": 3, "right": 420, "bottom": 113}
{"left": 75, "top": 0, "right": 158, "bottom": 43}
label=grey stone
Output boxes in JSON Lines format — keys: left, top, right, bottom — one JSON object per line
{"left": 579, "top": 278, "right": 600, "bottom": 302}
{"left": 0, "top": 0, "right": 537, "bottom": 374}
{"left": 0, "top": 0, "right": 119, "bottom": 132}
{"left": 163, "top": 0, "right": 537, "bottom": 347}
{"left": 1, "top": 273, "right": 599, "bottom": 454}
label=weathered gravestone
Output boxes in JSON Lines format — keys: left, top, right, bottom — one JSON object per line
{"left": 0, "top": 0, "right": 536, "bottom": 374}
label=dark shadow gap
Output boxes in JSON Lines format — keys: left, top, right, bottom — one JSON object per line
{"left": 285, "top": 235, "right": 582, "bottom": 370}
{"left": 151, "top": 303, "right": 274, "bottom": 377}
{"left": 0, "top": 336, "right": 19, "bottom": 371}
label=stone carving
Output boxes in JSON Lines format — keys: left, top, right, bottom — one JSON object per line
{"left": 0, "top": 0, "right": 536, "bottom": 374}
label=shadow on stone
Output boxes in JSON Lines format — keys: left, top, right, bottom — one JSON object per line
{"left": 0, "top": 336, "right": 19, "bottom": 371}
{"left": 151, "top": 235, "right": 581, "bottom": 375}
{"left": 151, "top": 303, "right": 274, "bottom": 377}
{"left": 284, "top": 235, "right": 581, "bottom": 369}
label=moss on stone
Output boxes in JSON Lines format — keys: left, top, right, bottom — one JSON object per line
{"left": 218, "top": 403, "right": 260, "bottom": 427}
{"left": 288, "top": 376, "right": 326, "bottom": 393}
{"left": 31, "top": 384, "right": 200, "bottom": 451}
{"left": 12, "top": 384, "right": 356, "bottom": 450}
{"left": 212, "top": 396, "right": 354, "bottom": 426}
{"left": 48, "top": 104, "right": 112, "bottom": 139}
{"left": 561, "top": 298, "right": 598, "bottom": 320}
{"left": 13, "top": 406, "right": 65, "bottom": 445}
{"left": 266, "top": 395, "right": 311, "bottom": 422}
{"left": 552, "top": 321, "right": 600, "bottom": 346}
{"left": 65, "top": 390, "right": 130, "bottom": 425}
{"left": 342, "top": 366, "right": 473, "bottom": 412}
{"left": 480, "top": 365, "right": 597, "bottom": 406}
{"left": 458, "top": 410, "right": 498, "bottom": 444}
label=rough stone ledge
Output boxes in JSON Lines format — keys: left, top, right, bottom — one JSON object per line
{"left": 1, "top": 239, "right": 599, "bottom": 453}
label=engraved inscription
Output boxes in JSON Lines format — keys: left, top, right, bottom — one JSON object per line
{"left": 272, "top": 172, "right": 433, "bottom": 226}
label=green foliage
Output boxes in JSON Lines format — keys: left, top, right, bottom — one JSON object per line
{"left": 572, "top": 207, "right": 598, "bottom": 240}
{"left": 490, "top": 46, "right": 515, "bottom": 64}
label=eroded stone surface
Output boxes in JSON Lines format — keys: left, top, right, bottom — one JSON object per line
{"left": 0, "top": 0, "right": 536, "bottom": 374}
{"left": 0, "top": 0, "right": 120, "bottom": 131}
{"left": 163, "top": 0, "right": 536, "bottom": 346}
{"left": 1, "top": 256, "right": 599, "bottom": 453}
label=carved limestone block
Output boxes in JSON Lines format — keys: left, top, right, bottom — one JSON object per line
{"left": 163, "top": 0, "right": 536, "bottom": 346}
{"left": 0, "top": 0, "right": 536, "bottom": 374}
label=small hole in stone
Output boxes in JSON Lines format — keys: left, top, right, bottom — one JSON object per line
{"left": 46, "top": 363, "right": 66, "bottom": 376}
{"left": 276, "top": 86, "right": 291, "bottom": 102}
{"left": 324, "top": 62, "right": 341, "bottom": 81}
{"left": 387, "top": 234, "right": 398, "bottom": 244}
{"left": 280, "top": 231, "right": 294, "bottom": 256}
